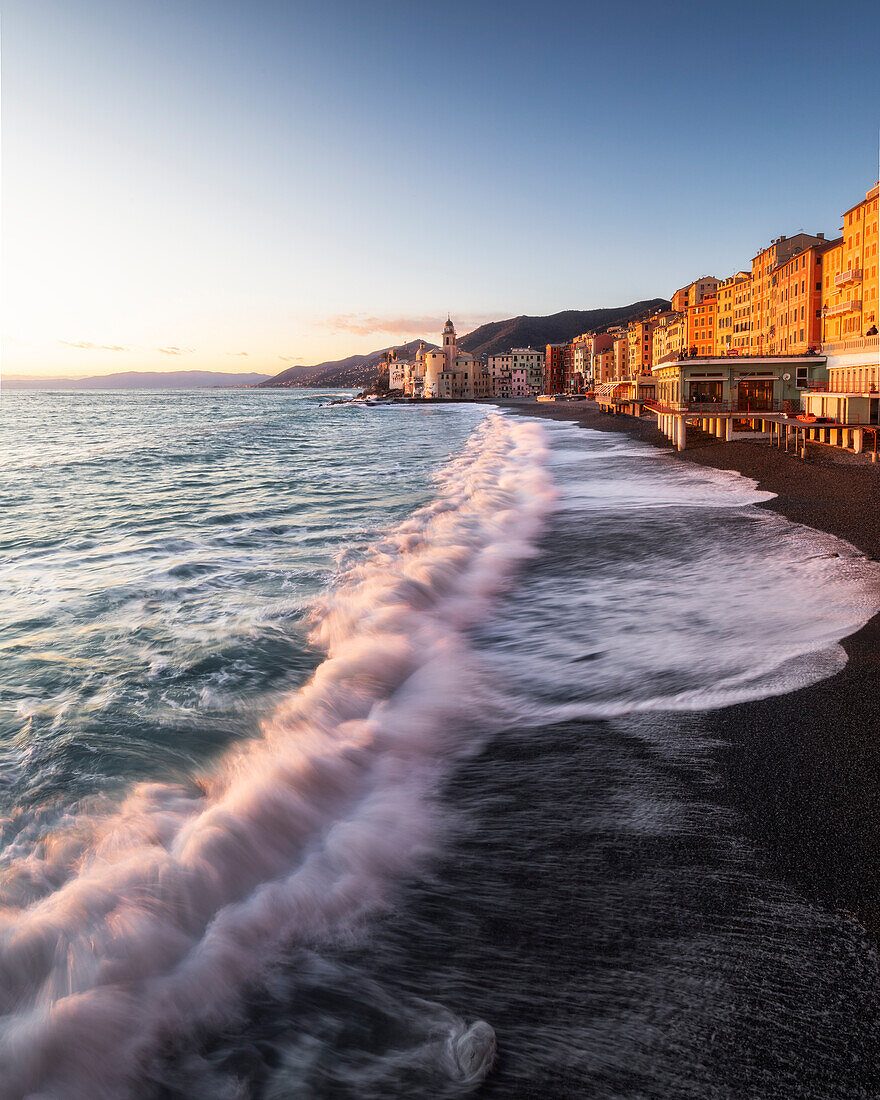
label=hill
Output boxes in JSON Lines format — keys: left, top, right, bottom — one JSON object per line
{"left": 257, "top": 340, "right": 436, "bottom": 389}
{"left": 457, "top": 300, "right": 671, "bottom": 358}
{"left": 3, "top": 370, "right": 272, "bottom": 390}
{"left": 258, "top": 301, "right": 671, "bottom": 389}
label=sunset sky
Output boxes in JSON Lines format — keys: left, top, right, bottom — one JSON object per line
{"left": 4, "top": 0, "right": 879, "bottom": 378}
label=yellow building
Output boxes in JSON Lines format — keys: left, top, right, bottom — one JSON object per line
{"left": 613, "top": 336, "right": 629, "bottom": 380}
{"left": 627, "top": 318, "right": 657, "bottom": 377}
{"left": 801, "top": 182, "right": 880, "bottom": 424}
{"left": 652, "top": 312, "right": 687, "bottom": 365}
{"left": 714, "top": 272, "right": 751, "bottom": 355}
{"left": 821, "top": 183, "right": 879, "bottom": 344}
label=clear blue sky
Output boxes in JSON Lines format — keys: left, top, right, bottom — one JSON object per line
{"left": 4, "top": 0, "right": 879, "bottom": 375}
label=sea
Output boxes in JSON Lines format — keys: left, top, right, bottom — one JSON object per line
{"left": 2, "top": 388, "right": 880, "bottom": 1098}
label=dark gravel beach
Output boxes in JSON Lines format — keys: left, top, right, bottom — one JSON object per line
{"left": 505, "top": 398, "right": 880, "bottom": 933}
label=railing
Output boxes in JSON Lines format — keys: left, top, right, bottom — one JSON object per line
{"left": 643, "top": 399, "right": 800, "bottom": 415}
{"left": 835, "top": 268, "right": 862, "bottom": 287}
{"left": 823, "top": 300, "right": 862, "bottom": 317}
{"left": 821, "top": 336, "right": 880, "bottom": 356}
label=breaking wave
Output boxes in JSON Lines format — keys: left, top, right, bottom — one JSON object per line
{"left": 0, "top": 415, "right": 553, "bottom": 1098}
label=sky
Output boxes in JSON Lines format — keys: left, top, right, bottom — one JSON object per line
{"left": 3, "top": 0, "right": 880, "bottom": 379}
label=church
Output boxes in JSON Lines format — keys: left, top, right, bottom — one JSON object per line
{"left": 423, "top": 318, "right": 490, "bottom": 399}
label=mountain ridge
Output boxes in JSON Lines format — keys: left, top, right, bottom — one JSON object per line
{"left": 457, "top": 300, "right": 671, "bottom": 358}
{"left": 256, "top": 340, "right": 437, "bottom": 389}
{"left": 258, "top": 300, "right": 671, "bottom": 388}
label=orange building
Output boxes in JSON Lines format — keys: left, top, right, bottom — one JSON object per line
{"left": 771, "top": 241, "right": 831, "bottom": 354}
{"left": 822, "top": 182, "right": 879, "bottom": 344}
{"left": 687, "top": 294, "right": 717, "bottom": 357}
{"left": 671, "top": 276, "right": 718, "bottom": 313}
{"left": 800, "top": 182, "right": 880, "bottom": 420}
{"left": 749, "top": 232, "right": 828, "bottom": 354}
{"left": 627, "top": 318, "right": 657, "bottom": 376}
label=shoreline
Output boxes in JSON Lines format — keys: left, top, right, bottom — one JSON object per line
{"left": 502, "top": 398, "right": 880, "bottom": 931}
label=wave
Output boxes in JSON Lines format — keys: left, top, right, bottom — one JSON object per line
{"left": 0, "top": 414, "right": 553, "bottom": 1098}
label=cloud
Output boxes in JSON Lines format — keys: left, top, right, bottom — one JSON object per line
{"left": 227, "top": 351, "right": 249, "bottom": 357}
{"left": 158, "top": 346, "right": 195, "bottom": 355}
{"left": 279, "top": 355, "right": 305, "bottom": 363}
{"left": 60, "top": 340, "right": 129, "bottom": 352}
{"left": 318, "top": 313, "right": 506, "bottom": 337}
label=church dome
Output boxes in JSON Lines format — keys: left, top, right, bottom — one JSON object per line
{"left": 443, "top": 318, "right": 455, "bottom": 334}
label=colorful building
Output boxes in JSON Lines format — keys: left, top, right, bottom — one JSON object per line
{"left": 488, "top": 348, "right": 544, "bottom": 397}
{"left": 714, "top": 272, "right": 752, "bottom": 355}
{"left": 801, "top": 182, "right": 880, "bottom": 424}
{"left": 687, "top": 295, "right": 717, "bottom": 358}
{"left": 543, "top": 343, "right": 567, "bottom": 394}
{"left": 749, "top": 233, "right": 828, "bottom": 355}
{"left": 627, "top": 318, "right": 657, "bottom": 377}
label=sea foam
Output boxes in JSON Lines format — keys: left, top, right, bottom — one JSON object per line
{"left": 0, "top": 414, "right": 554, "bottom": 1098}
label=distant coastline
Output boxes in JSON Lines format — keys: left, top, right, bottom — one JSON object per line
{"left": 2, "top": 370, "right": 272, "bottom": 391}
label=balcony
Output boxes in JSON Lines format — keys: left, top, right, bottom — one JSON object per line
{"left": 823, "top": 300, "right": 862, "bottom": 317}
{"left": 835, "top": 268, "right": 862, "bottom": 287}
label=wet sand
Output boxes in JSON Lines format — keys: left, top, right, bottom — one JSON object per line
{"left": 504, "top": 398, "right": 880, "bottom": 931}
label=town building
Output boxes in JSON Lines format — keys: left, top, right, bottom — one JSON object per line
{"left": 627, "top": 318, "right": 657, "bottom": 376}
{"left": 749, "top": 233, "right": 828, "bottom": 355}
{"left": 613, "top": 336, "right": 628, "bottom": 380}
{"left": 543, "top": 344, "right": 567, "bottom": 394}
{"left": 488, "top": 348, "right": 544, "bottom": 398}
{"left": 801, "top": 182, "right": 880, "bottom": 423}
{"left": 687, "top": 294, "right": 717, "bottom": 358}
{"left": 714, "top": 272, "right": 752, "bottom": 355}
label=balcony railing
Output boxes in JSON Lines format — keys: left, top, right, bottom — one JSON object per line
{"left": 643, "top": 399, "right": 799, "bottom": 415}
{"left": 821, "top": 335, "right": 880, "bottom": 356}
{"left": 835, "top": 268, "right": 862, "bottom": 287}
{"left": 823, "top": 300, "right": 862, "bottom": 317}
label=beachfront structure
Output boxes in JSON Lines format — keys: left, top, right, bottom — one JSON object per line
{"left": 488, "top": 348, "right": 544, "bottom": 398}
{"left": 652, "top": 354, "right": 828, "bottom": 413}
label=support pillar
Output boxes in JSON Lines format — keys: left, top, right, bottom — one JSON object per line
{"left": 676, "top": 416, "right": 686, "bottom": 452}
{"left": 855, "top": 428, "right": 864, "bottom": 454}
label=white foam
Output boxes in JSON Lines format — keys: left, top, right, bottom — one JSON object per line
{"left": 0, "top": 415, "right": 551, "bottom": 1097}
